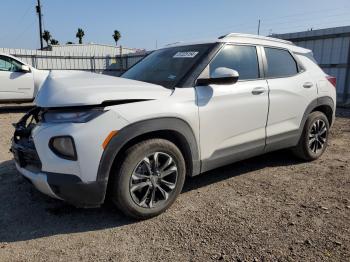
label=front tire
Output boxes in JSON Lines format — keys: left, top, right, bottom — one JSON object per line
{"left": 292, "top": 111, "right": 330, "bottom": 161}
{"left": 111, "top": 139, "right": 186, "bottom": 219}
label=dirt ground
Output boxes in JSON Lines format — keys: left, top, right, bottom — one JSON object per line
{"left": 0, "top": 105, "right": 349, "bottom": 262}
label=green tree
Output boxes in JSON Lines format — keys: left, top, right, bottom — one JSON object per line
{"left": 42, "top": 30, "right": 51, "bottom": 47}
{"left": 50, "top": 39, "right": 59, "bottom": 45}
{"left": 112, "top": 30, "right": 121, "bottom": 46}
{"left": 76, "top": 28, "right": 85, "bottom": 44}
{"left": 66, "top": 41, "right": 74, "bottom": 44}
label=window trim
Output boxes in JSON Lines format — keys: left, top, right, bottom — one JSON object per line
{"left": 180, "top": 43, "right": 223, "bottom": 87}
{"left": 260, "top": 46, "right": 305, "bottom": 79}
{"left": 222, "top": 43, "right": 263, "bottom": 82}
{"left": 176, "top": 43, "right": 218, "bottom": 87}
{"left": 196, "top": 43, "right": 264, "bottom": 84}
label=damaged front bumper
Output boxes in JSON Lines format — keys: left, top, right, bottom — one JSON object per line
{"left": 11, "top": 107, "right": 107, "bottom": 208}
{"left": 14, "top": 162, "right": 62, "bottom": 200}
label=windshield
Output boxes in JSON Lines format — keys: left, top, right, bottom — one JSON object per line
{"left": 122, "top": 44, "right": 215, "bottom": 88}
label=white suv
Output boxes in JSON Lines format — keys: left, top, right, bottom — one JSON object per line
{"left": 12, "top": 34, "right": 336, "bottom": 219}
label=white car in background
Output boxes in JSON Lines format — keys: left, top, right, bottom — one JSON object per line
{"left": 0, "top": 53, "right": 48, "bottom": 102}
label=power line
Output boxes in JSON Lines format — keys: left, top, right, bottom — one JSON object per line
{"left": 226, "top": 16, "right": 350, "bottom": 34}
{"left": 10, "top": 19, "right": 37, "bottom": 45}
{"left": 258, "top": 5, "right": 349, "bottom": 23}
{"left": 255, "top": 12, "right": 350, "bottom": 28}
{"left": 159, "top": 7, "right": 350, "bottom": 43}
{"left": 266, "top": 19, "right": 350, "bottom": 35}
{"left": 212, "top": 11, "right": 350, "bottom": 35}
{"left": 18, "top": 2, "right": 34, "bottom": 23}
{"left": 163, "top": 12, "right": 350, "bottom": 43}
{"left": 0, "top": 1, "right": 34, "bottom": 40}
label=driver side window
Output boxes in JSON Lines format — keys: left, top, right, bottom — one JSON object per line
{"left": 0, "top": 56, "right": 22, "bottom": 72}
{"left": 209, "top": 45, "right": 260, "bottom": 80}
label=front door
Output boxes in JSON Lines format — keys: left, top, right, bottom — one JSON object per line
{"left": 0, "top": 55, "right": 34, "bottom": 100}
{"left": 196, "top": 44, "right": 269, "bottom": 172}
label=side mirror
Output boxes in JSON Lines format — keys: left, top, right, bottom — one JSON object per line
{"left": 20, "top": 65, "right": 31, "bottom": 73}
{"left": 197, "top": 67, "right": 239, "bottom": 86}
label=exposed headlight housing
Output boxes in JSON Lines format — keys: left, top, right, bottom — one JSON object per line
{"left": 49, "top": 136, "right": 77, "bottom": 160}
{"left": 43, "top": 109, "right": 105, "bottom": 123}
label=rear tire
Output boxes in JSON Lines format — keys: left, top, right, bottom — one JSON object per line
{"left": 110, "top": 139, "right": 186, "bottom": 219}
{"left": 292, "top": 111, "right": 329, "bottom": 161}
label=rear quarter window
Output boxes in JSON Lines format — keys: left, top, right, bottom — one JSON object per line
{"left": 265, "top": 47, "right": 298, "bottom": 78}
{"left": 296, "top": 53, "right": 325, "bottom": 75}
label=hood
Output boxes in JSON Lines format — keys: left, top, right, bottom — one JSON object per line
{"left": 34, "top": 71, "right": 172, "bottom": 108}
{"left": 32, "top": 68, "right": 50, "bottom": 94}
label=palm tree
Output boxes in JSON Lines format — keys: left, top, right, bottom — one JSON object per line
{"left": 76, "top": 28, "right": 85, "bottom": 44}
{"left": 50, "top": 39, "right": 59, "bottom": 45}
{"left": 42, "top": 30, "right": 51, "bottom": 47}
{"left": 112, "top": 30, "right": 121, "bottom": 46}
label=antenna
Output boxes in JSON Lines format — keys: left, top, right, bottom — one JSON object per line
{"left": 258, "top": 19, "right": 261, "bottom": 35}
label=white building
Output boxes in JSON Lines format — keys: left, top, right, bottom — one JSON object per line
{"left": 0, "top": 43, "right": 147, "bottom": 76}
{"left": 46, "top": 43, "right": 146, "bottom": 56}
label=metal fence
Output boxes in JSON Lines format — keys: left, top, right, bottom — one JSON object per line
{"left": 273, "top": 26, "right": 350, "bottom": 107}
{"left": 0, "top": 48, "right": 147, "bottom": 76}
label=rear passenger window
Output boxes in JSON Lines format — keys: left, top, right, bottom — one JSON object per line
{"left": 209, "top": 45, "right": 259, "bottom": 80}
{"left": 265, "top": 47, "right": 298, "bottom": 78}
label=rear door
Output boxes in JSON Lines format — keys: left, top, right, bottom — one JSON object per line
{"left": 196, "top": 44, "right": 269, "bottom": 172}
{"left": 0, "top": 55, "right": 34, "bottom": 101}
{"left": 263, "top": 47, "right": 318, "bottom": 150}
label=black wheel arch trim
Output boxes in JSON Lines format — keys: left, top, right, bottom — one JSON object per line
{"left": 96, "top": 117, "right": 200, "bottom": 191}
{"left": 295, "top": 96, "right": 335, "bottom": 146}
{"left": 263, "top": 96, "right": 334, "bottom": 153}
{"left": 301, "top": 96, "right": 335, "bottom": 129}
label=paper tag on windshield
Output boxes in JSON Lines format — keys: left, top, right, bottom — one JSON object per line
{"left": 173, "top": 51, "right": 199, "bottom": 58}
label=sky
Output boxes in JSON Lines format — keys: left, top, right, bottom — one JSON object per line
{"left": 1, "top": 0, "right": 350, "bottom": 50}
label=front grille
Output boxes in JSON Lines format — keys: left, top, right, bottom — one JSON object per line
{"left": 11, "top": 107, "right": 42, "bottom": 171}
{"left": 12, "top": 138, "right": 42, "bottom": 170}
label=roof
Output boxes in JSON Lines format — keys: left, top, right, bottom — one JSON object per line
{"left": 221, "top": 33, "right": 294, "bottom": 45}
{"left": 165, "top": 33, "right": 311, "bottom": 54}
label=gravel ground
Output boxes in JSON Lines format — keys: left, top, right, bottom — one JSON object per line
{"left": 0, "top": 106, "right": 349, "bottom": 262}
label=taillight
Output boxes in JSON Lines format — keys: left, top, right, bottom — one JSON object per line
{"left": 326, "top": 76, "right": 337, "bottom": 88}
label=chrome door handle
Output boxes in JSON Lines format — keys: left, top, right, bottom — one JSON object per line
{"left": 303, "top": 82, "right": 313, "bottom": 88}
{"left": 252, "top": 87, "right": 266, "bottom": 95}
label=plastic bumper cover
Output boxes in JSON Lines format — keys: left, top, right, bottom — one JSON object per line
{"left": 15, "top": 163, "right": 107, "bottom": 208}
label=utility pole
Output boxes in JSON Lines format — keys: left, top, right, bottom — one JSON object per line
{"left": 36, "top": 0, "right": 43, "bottom": 50}
{"left": 258, "top": 19, "right": 261, "bottom": 35}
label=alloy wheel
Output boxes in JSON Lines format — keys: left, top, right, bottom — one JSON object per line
{"left": 308, "top": 119, "right": 327, "bottom": 154}
{"left": 129, "top": 152, "right": 178, "bottom": 208}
